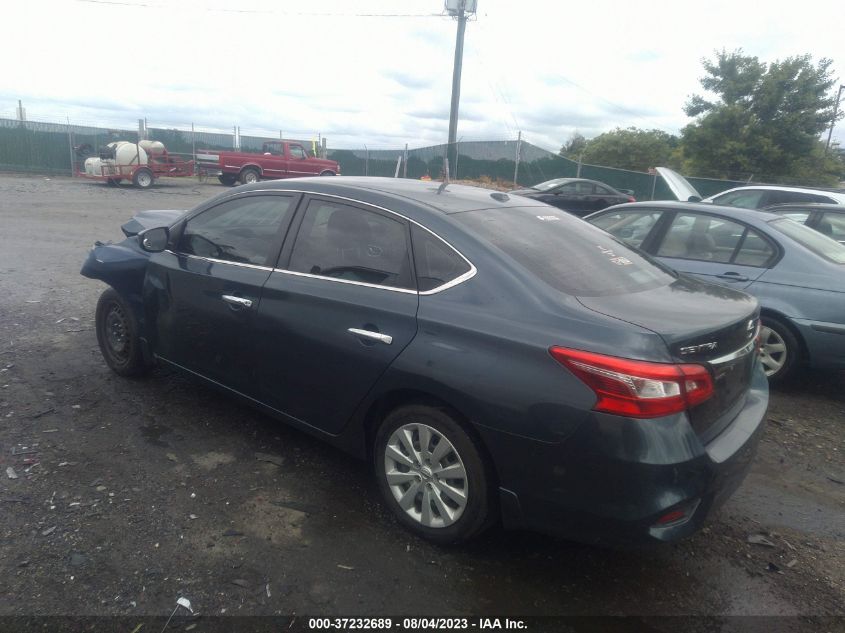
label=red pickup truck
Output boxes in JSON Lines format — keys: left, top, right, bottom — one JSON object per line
{"left": 196, "top": 140, "right": 340, "bottom": 185}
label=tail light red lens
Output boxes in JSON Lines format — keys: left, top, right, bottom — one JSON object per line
{"left": 627, "top": 196, "right": 637, "bottom": 202}
{"left": 549, "top": 347, "right": 714, "bottom": 418}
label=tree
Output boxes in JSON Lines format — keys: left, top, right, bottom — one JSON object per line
{"left": 559, "top": 132, "right": 588, "bottom": 158}
{"left": 681, "top": 50, "right": 842, "bottom": 185}
{"left": 578, "top": 127, "right": 679, "bottom": 172}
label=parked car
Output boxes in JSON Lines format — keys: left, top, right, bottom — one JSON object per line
{"left": 765, "top": 203, "right": 845, "bottom": 245}
{"left": 510, "top": 178, "right": 635, "bottom": 216}
{"left": 586, "top": 201, "right": 845, "bottom": 383}
{"left": 703, "top": 185, "right": 845, "bottom": 209}
{"left": 82, "top": 178, "right": 766, "bottom": 546}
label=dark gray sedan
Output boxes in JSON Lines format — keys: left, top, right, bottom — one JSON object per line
{"left": 510, "top": 177, "right": 635, "bottom": 216}
{"left": 587, "top": 201, "right": 845, "bottom": 383}
{"left": 82, "top": 178, "right": 766, "bottom": 546}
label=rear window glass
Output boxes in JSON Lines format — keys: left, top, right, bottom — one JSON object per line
{"left": 456, "top": 207, "right": 675, "bottom": 296}
{"left": 769, "top": 218, "right": 845, "bottom": 264}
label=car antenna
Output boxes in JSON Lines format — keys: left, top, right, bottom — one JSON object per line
{"left": 437, "top": 157, "right": 450, "bottom": 195}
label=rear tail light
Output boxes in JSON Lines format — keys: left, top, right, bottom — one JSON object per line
{"left": 549, "top": 347, "right": 714, "bottom": 418}
{"left": 627, "top": 196, "right": 636, "bottom": 202}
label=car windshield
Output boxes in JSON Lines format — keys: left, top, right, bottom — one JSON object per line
{"left": 769, "top": 218, "right": 845, "bottom": 264}
{"left": 532, "top": 178, "right": 572, "bottom": 192}
{"left": 456, "top": 207, "right": 676, "bottom": 296}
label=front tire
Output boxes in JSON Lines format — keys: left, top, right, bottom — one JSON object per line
{"left": 759, "top": 316, "right": 800, "bottom": 384}
{"left": 218, "top": 174, "right": 237, "bottom": 186}
{"left": 95, "top": 288, "right": 151, "bottom": 378}
{"left": 239, "top": 168, "right": 260, "bottom": 185}
{"left": 374, "top": 405, "right": 494, "bottom": 544}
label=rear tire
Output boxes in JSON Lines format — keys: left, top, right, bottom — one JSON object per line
{"left": 319, "top": 170, "right": 336, "bottom": 176}
{"left": 133, "top": 168, "right": 153, "bottom": 189}
{"left": 759, "top": 316, "right": 800, "bottom": 384}
{"left": 95, "top": 288, "right": 151, "bottom": 378}
{"left": 239, "top": 168, "right": 260, "bottom": 185}
{"left": 374, "top": 404, "right": 494, "bottom": 544}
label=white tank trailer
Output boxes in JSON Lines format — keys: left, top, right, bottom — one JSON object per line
{"left": 85, "top": 141, "right": 165, "bottom": 188}
{"left": 79, "top": 139, "right": 194, "bottom": 188}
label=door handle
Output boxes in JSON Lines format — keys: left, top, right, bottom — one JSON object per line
{"left": 716, "top": 272, "right": 749, "bottom": 282}
{"left": 348, "top": 328, "right": 393, "bottom": 345}
{"left": 222, "top": 294, "right": 253, "bottom": 308}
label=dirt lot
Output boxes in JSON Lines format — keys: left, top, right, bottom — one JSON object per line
{"left": 0, "top": 174, "right": 843, "bottom": 626}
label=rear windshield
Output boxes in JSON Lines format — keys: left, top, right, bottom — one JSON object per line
{"left": 533, "top": 178, "right": 570, "bottom": 191}
{"left": 769, "top": 218, "right": 845, "bottom": 264}
{"left": 456, "top": 207, "right": 675, "bottom": 296}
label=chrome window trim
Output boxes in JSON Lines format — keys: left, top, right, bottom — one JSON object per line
{"left": 271, "top": 268, "right": 419, "bottom": 294}
{"left": 164, "top": 251, "right": 274, "bottom": 272}
{"left": 174, "top": 189, "right": 478, "bottom": 295}
{"left": 266, "top": 189, "right": 478, "bottom": 295}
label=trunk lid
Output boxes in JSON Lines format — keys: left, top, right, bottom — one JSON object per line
{"left": 577, "top": 274, "right": 760, "bottom": 439}
{"left": 656, "top": 167, "right": 703, "bottom": 202}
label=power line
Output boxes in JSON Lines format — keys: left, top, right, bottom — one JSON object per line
{"left": 73, "top": 0, "right": 443, "bottom": 17}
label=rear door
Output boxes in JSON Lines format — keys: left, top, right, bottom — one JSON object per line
{"left": 651, "top": 211, "right": 775, "bottom": 289}
{"left": 254, "top": 196, "right": 419, "bottom": 433}
{"left": 145, "top": 192, "right": 299, "bottom": 396}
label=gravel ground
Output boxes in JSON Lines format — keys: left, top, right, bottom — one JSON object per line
{"left": 0, "top": 174, "right": 843, "bottom": 625}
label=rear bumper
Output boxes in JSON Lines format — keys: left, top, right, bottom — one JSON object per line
{"left": 482, "top": 363, "right": 768, "bottom": 546}
{"left": 791, "top": 318, "right": 845, "bottom": 370}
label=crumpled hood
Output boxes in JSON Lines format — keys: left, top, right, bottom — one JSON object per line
{"left": 121, "top": 209, "right": 186, "bottom": 237}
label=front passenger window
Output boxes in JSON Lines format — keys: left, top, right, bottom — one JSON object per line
{"left": 178, "top": 195, "right": 294, "bottom": 266}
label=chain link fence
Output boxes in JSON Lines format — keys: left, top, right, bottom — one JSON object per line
{"left": 0, "top": 115, "right": 747, "bottom": 199}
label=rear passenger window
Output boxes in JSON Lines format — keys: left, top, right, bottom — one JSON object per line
{"left": 288, "top": 200, "right": 414, "bottom": 289}
{"left": 178, "top": 195, "right": 293, "bottom": 266}
{"left": 411, "top": 225, "right": 471, "bottom": 291}
{"left": 766, "top": 191, "right": 834, "bottom": 205}
{"left": 734, "top": 230, "right": 776, "bottom": 266}
{"left": 713, "top": 190, "right": 765, "bottom": 209}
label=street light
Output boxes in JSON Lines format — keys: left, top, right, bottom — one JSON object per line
{"left": 825, "top": 84, "right": 845, "bottom": 152}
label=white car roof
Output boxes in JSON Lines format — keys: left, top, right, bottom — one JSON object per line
{"left": 703, "top": 185, "right": 845, "bottom": 204}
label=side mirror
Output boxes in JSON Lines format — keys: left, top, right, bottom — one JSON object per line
{"left": 139, "top": 226, "right": 169, "bottom": 252}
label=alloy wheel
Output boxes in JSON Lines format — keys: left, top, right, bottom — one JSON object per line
{"left": 384, "top": 423, "right": 468, "bottom": 528}
{"left": 759, "top": 325, "right": 787, "bottom": 376}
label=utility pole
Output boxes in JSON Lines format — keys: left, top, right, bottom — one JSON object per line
{"left": 512, "top": 131, "right": 521, "bottom": 186}
{"left": 445, "top": 0, "right": 477, "bottom": 174}
{"left": 826, "top": 84, "right": 845, "bottom": 152}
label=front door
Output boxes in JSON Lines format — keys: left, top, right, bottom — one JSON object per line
{"left": 254, "top": 196, "right": 419, "bottom": 434}
{"left": 144, "top": 192, "right": 300, "bottom": 395}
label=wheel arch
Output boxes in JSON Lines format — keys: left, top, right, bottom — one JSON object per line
{"left": 239, "top": 164, "right": 263, "bottom": 177}
{"left": 759, "top": 307, "right": 808, "bottom": 362}
{"left": 361, "top": 387, "right": 501, "bottom": 489}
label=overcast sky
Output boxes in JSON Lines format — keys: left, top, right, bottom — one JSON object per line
{"left": 1, "top": 0, "right": 844, "bottom": 152}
